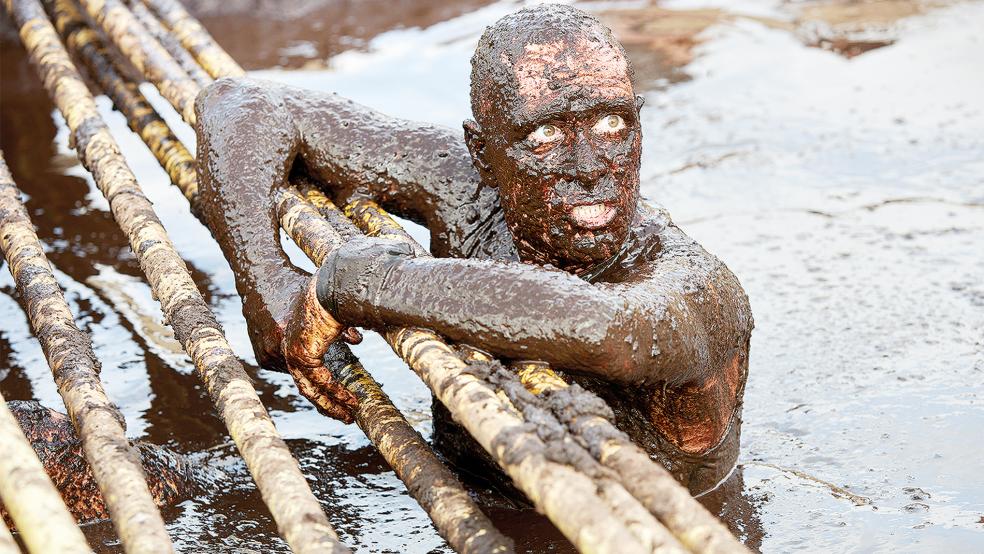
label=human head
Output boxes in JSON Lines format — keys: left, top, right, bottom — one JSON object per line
{"left": 465, "top": 4, "right": 643, "bottom": 271}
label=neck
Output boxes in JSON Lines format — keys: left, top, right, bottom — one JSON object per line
{"left": 512, "top": 234, "right": 612, "bottom": 277}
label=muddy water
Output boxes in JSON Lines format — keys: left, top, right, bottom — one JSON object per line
{"left": 1, "top": 0, "right": 982, "bottom": 552}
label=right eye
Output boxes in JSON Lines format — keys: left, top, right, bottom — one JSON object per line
{"left": 528, "top": 124, "right": 564, "bottom": 144}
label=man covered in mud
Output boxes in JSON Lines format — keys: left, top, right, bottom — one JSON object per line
{"left": 196, "top": 4, "right": 752, "bottom": 495}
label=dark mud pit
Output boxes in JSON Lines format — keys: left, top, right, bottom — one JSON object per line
{"left": 1, "top": 0, "right": 982, "bottom": 551}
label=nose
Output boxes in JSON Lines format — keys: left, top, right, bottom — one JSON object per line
{"left": 573, "top": 134, "right": 606, "bottom": 186}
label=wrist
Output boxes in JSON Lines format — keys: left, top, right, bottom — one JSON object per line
{"left": 316, "top": 239, "right": 413, "bottom": 328}
{"left": 315, "top": 253, "right": 340, "bottom": 316}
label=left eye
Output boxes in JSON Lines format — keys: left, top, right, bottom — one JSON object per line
{"left": 592, "top": 114, "right": 626, "bottom": 134}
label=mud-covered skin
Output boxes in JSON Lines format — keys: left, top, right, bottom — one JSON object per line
{"left": 0, "top": 401, "right": 198, "bottom": 527}
{"left": 195, "top": 74, "right": 503, "bottom": 369}
{"left": 196, "top": 4, "right": 752, "bottom": 494}
{"left": 464, "top": 6, "right": 642, "bottom": 270}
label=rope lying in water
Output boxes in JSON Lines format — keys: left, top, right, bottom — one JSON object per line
{"left": 49, "top": 1, "right": 512, "bottom": 551}
{"left": 4, "top": 1, "right": 348, "bottom": 552}
{"left": 80, "top": 2, "right": 655, "bottom": 546}
{"left": 107, "top": 1, "right": 751, "bottom": 552}
{"left": 0, "top": 391, "right": 91, "bottom": 554}
{"left": 0, "top": 153, "right": 174, "bottom": 553}
{"left": 139, "top": 0, "right": 243, "bottom": 79}
{"left": 78, "top": 0, "right": 199, "bottom": 123}
{"left": 128, "top": 0, "right": 209, "bottom": 87}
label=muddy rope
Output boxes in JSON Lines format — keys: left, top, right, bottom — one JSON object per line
{"left": 3, "top": 1, "right": 348, "bottom": 552}
{"left": 128, "top": 0, "right": 208, "bottom": 87}
{"left": 139, "top": 0, "right": 243, "bottom": 79}
{"left": 347, "top": 202, "right": 748, "bottom": 553}
{"left": 78, "top": 0, "right": 199, "bottom": 123}
{"left": 95, "top": 0, "right": 745, "bottom": 551}
{"left": 46, "top": 1, "right": 512, "bottom": 551}
{"left": 0, "top": 154, "right": 174, "bottom": 553}
{"left": 0, "top": 391, "right": 91, "bottom": 554}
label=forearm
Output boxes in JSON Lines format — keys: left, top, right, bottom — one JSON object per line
{"left": 195, "top": 79, "right": 308, "bottom": 355}
{"left": 318, "top": 238, "right": 751, "bottom": 386}
{"left": 319, "top": 254, "right": 669, "bottom": 381}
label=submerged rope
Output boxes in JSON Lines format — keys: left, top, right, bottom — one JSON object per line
{"left": 0, "top": 153, "right": 174, "bottom": 553}
{"left": 49, "top": 1, "right": 512, "bottom": 551}
{"left": 5, "top": 1, "right": 348, "bottom": 551}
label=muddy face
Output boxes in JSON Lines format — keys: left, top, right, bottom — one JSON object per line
{"left": 467, "top": 7, "right": 642, "bottom": 272}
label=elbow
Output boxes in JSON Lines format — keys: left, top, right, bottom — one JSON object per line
{"left": 195, "top": 78, "right": 242, "bottom": 129}
{"left": 594, "top": 300, "right": 715, "bottom": 387}
{"left": 195, "top": 77, "right": 257, "bottom": 121}
{"left": 588, "top": 302, "right": 663, "bottom": 384}
{"left": 195, "top": 78, "right": 291, "bottom": 140}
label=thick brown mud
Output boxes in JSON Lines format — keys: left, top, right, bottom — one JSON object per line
{"left": 1, "top": 0, "right": 982, "bottom": 552}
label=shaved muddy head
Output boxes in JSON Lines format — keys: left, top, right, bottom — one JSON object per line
{"left": 465, "top": 4, "right": 642, "bottom": 272}
{"left": 469, "top": 4, "right": 633, "bottom": 127}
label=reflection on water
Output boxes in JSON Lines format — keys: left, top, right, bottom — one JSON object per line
{"left": 1, "top": 0, "right": 982, "bottom": 551}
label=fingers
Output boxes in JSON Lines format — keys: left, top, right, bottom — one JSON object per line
{"left": 306, "top": 364, "right": 358, "bottom": 408}
{"left": 282, "top": 276, "right": 363, "bottom": 423}
{"left": 291, "top": 368, "right": 357, "bottom": 423}
{"left": 283, "top": 276, "right": 344, "bottom": 368}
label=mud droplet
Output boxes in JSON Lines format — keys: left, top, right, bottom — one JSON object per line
{"left": 903, "top": 502, "right": 929, "bottom": 513}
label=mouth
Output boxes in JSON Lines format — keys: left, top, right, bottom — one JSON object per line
{"left": 569, "top": 203, "right": 616, "bottom": 230}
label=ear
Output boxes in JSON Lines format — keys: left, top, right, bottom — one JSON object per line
{"left": 635, "top": 94, "right": 645, "bottom": 113}
{"left": 463, "top": 119, "right": 495, "bottom": 186}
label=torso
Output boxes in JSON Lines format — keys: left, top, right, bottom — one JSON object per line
{"left": 434, "top": 195, "right": 745, "bottom": 495}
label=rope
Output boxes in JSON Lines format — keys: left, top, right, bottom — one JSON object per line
{"left": 5, "top": 1, "right": 349, "bottom": 551}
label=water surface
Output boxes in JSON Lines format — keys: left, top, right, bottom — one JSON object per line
{"left": 1, "top": 0, "right": 982, "bottom": 551}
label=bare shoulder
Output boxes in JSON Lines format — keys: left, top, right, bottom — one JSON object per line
{"left": 195, "top": 77, "right": 291, "bottom": 117}
{"left": 646, "top": 204, "right": 754, "bottom": 336}
{"left": 639, "top": 202, "right": 723, "bottom": 271}
{"left": 623, "top": 203, "right": 750, "bottom": 316}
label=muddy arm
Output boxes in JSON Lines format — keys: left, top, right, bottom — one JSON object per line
{"left": 282, "top": 83, "right": 486, "bottom": 251}
{"left": 320, "top": 227, "right": 753, "bottom": 385}
{"left": 195, "top": 78, "right": 308, "bottom": 367}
